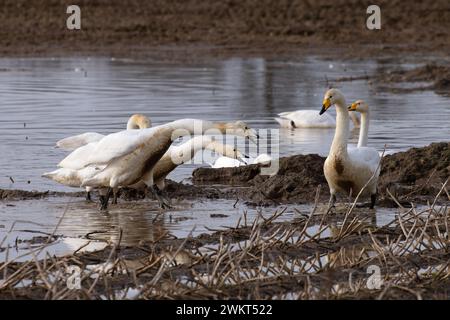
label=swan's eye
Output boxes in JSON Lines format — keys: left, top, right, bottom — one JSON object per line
{"left": 233, "top": 148, "right": 236, "bottom": 152}
{"left": 244, "top": 127, "right": 248, "bottom": 130}
{"left": 329, "top": 95, "right": 333, "bottom": 99}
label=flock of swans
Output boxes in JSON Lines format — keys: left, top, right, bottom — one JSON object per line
{"left": 43, "top": 88, "right": 380, "bottom": 211}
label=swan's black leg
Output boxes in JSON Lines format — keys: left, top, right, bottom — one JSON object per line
{"left": 99, "top": 188, "right": 112, "bottom": 211}
{"left": 370, "top": 193, "right": 377, "bottom": 209}
{"left": 85, "top": 191, "right": 92, "bottom": 202}
{"left": 149, "top": 185, "right": 172, "bottom": 209}
{"left": 112, "top": 189, "right": 119, "bottom": 205}
{"left": 327, "top": 194, "right": 336, "bottom": 213}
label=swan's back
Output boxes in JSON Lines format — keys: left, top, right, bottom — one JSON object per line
{"left": 211, "top": 156, "right": 243, "bottom": 168}
{"left": 277, "top": 110, "right": 336, "bottom": 128}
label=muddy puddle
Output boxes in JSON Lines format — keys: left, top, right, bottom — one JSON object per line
{"left": 0, "top": 195, "right": 402, "bottom": 262}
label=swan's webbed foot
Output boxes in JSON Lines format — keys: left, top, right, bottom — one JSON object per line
{"left": 99, "top": 188, "right": 112, "bottom": 211}
{"left": 370, "top": 193, "right": 377, "bottom": 209}
{"left": 149, "top": 185, "right": 172, "bottom": 210}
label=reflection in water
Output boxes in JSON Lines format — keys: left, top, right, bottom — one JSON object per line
{"left": 0, "top": 56, "right": 448, "bottom": 191}
{"left": 0, "top": 197, "right": 399, "bottom": 256}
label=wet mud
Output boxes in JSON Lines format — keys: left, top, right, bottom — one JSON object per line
{"left": 2, "top": 142, "right": 448, "bottom": 207}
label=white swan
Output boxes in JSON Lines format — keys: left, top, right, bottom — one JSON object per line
{"left": 320, "top": 89, "right": 380, "bottom": 209}
{"left": 43, "top": 136, "right": 246, "bottom": 204}
{"left": 210, "top": 153, "right": 272, "bottom": 168}
{"left": 72, "top": 119, "right": 257, "bottom": 209}
{"left": 56, "top": 114, "right": 151, "bottom": 151}
{"left": 131, "top": 135, "right": 247, "bottom": 192}
{"left": 347, "top": 100, "right": 370, "bottom": 148}
{"left": 275, "top": 109, "right": 360, "bottom": 129}
{"left": 45, "top": 114, "right": 151, "bottom": 201}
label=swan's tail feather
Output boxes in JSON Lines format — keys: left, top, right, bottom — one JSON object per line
{"left": 277, "top": 112, "right": 291, "bottom": 117}
{"left": 42, "top": 171, "right": 56, "bottom": 179}
{"left": 274, "top": 117, "right": 295, "bottom": 128}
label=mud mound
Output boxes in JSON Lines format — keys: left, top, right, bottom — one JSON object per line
{"left": 193, "top": 142, "right": 450, "bottom": 204}
{"left": 379, "top": 142, "right": 450, "bottom": 197}
{"left": 194, "top": 154, "right": 327, "bottom": 204}
{"left": 382, "top": 64, "right": 450, "bottom": 92}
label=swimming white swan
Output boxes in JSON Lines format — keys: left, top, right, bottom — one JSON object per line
{"left": 275, "top": 109, "right": 360, "bottom": 129}
{"left": 210, "top": 153, "right": 272, "bottom": 168}
{"left": 69, "top": 119, "right": 257, "bottom": 209}
{"left": 320, "top": 89, "right": 380, "bottom": 209}
{"left": 56, "top": 114, "right": 151, "bottom": 151}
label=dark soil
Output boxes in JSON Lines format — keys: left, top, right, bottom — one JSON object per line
{"left": 1, "top": 0, "right": 450, "bottom": 58}
{"left": 378, "top": 64, "right": 450, "bottom": 94}
{"left": 192, "top": 142, "right": 450, "bottom": 206}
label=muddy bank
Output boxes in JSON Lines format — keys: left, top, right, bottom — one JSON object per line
{"left": 0, "top": 188, "right": 84, "bottom": 201}
{"left": 1, "top": 0, "right": 449, "bottom": 58}
{"left": 193, "top": 142, "right": 450, "bottom": 205}
{"left": 379, "top": 64, "right": 450, "bottom": 95}
{"left": 1, "top": 142, "right": 449, "bottom": 206}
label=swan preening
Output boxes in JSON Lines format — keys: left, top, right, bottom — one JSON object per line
{"left": 320, "top": 89, "right": 380, "bottom": 209}
{"left": 44, "top": 118, "right": 257, "bottom": 209}
{"left": 275, "top": 109, "right": 360, "bottom": 129}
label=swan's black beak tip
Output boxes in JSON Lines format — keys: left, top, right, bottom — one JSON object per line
{"left": 319, "top": 106, "right": 327, "bottom": 115}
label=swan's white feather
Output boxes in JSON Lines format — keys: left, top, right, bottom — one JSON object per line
{"left": 276, "top": 110, "right": 336, "bottom": 128}
{"left": 56, "top": 132, "right": 105, "bottom": 151}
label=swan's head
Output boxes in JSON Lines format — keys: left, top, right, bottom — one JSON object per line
{"left": 224, "top": 121, "right": 259, "bottom": 144}
{"left": 348, "top": 100, "right": 369, "bottom": 113}
{"left": 320, "top": 88, "right": 345, "bottom": 115}
{"left": 207, "top": 140, "right": 249, "bottom": 163}
{"left": 127, "top": 114, "right": 151, "bottom": 130}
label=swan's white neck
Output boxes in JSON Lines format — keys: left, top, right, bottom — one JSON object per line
{"left": 171, "top": 136, "right": 213, "bottom": 162}
{"left": 330, "top": 100, "right": 349, "bottom": 157}
{"left": 357, "top": 111, "right": 369, "bottom": 148}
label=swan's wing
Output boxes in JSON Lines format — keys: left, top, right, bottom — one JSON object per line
{"left": 274, "top": 117, "right": 295, "bottom": 128}
{"left": 82, "top": 127, "right": 161, "bottom": 167}
{"left": 349, "top": 147, "right": 381, "bottom": 172}
{"left": 58, "top": 142, "right": 99, "bottom": 170}
{"left": 56, "top": 132, "right": 105, "bottom": 151}
{"left": 212, "top": 156, "right": 243, "bottom": 168}
{"left": 290, "top": 110, "right": 335, "bottom": 127}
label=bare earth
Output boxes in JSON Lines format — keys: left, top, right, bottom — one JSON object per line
{"left": 1, "top": 0, "right": 449, "bottom": 59}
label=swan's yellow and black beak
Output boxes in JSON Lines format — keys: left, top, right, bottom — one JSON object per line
{"left": 320, "top": 98, "right": 331, "bottom": 115}
{"left": 347, "top": 102, "right": 358, "bottom": 112}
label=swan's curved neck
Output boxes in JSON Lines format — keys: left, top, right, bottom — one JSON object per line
{"left": 127, "top": 118, "right": 147, "bottom": 130}
{"left": 357, "top": 111, "right": 369, "bottom": 148}
{"left": 330, "top": 100, "right": 349, "bottom": 157}
{"left": 174, "top": 136, "right": 212, "bottom": 162}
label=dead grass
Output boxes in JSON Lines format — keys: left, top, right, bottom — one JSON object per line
{"left": 0, "top": 184, "right": 449, "bottom": 300}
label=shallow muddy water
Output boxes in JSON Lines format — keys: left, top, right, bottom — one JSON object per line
{"left": 0, "top": 56, "right": 449, "bottom": 191}
{"left": 0, "top": 196, "right": 398, "bottom": 261}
